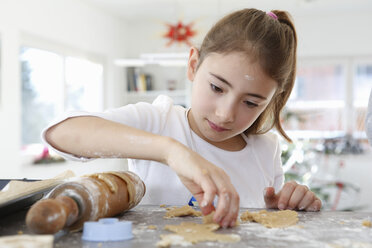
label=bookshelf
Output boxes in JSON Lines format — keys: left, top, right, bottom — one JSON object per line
{"left": 115, "top": 53, "right": 191, "bottom": 107}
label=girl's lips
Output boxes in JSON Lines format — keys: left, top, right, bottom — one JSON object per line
{"left": 207, "top": 120, "right": 228, "bottom": 132}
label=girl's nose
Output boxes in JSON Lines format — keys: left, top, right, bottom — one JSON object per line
{"left": 215, "top": 102, "right": 235, "bottom": 123}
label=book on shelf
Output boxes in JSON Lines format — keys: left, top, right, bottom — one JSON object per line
{"left": 126, "top": 67, "right": 136, "bottom": 91}
{"left": 145, "top": 74, "right": 153, "bottom": 91}
{"left": 126, "top": 67, "right": 153, "bottom": 92}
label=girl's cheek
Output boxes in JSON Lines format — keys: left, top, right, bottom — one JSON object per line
{"left": 200, "top": 98, "right": 214, "bottom": 111}
{"left": 239, "top": 109, "right": 260, "bottom": 127}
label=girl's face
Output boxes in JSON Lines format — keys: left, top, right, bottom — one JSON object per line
{"left": 187, "top": 48, "right": 277, "bottom": 150}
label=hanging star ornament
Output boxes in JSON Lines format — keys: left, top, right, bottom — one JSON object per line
{"left": 163, "top": 20, "right": 197, "bottom": 47}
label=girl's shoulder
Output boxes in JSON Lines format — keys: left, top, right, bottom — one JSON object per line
{"left": 116, "top": 94, "right": 184, "bottom": 119}
{"left": 99, "top": 95, "right": 185, "bottom": 135}
{"left": 152, "top": 94, "right": 175, "bottom": 111}
{"left": 247, "top": 131, "right": 279, "bottom": 142}
{"left": 124, "top": 94, "right": 175, "bottom": 113}
{"left": 142, "top": 95, "right": 187, "bottom": 134}
{"left": 144, "top": 94, "right": 185, "bottom": 114}
{"left": 151, "top": 95, "right": 187, "bottom": 120}
{"left": 247, "top": 132, "right": 280, "bottom": 151}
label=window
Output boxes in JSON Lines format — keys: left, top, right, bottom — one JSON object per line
{"left": 65, "top": 57, "right": 103, "bottom": 111}
{"left": 283, "top": 58, "right": 371, "bottom": 139}
{"left": 353, "top": 61, "right": 372, "bottom": 132}
{"left": 21, "top": 47, "right": 103, "bottom": 146}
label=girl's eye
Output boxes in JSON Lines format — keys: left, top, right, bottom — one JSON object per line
{"left": 244, "top": 101, "right": 258, "bottom": 108}
{"left": 210, "top": 84, "right": 223, "bottom": 93}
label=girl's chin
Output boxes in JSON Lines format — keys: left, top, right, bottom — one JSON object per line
{"left": 203, "top": 132, "right": 234, "bottom": 143}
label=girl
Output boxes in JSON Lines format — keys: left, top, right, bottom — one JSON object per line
{"left": 43, "top": 8, "right": 321, "bottom": 228}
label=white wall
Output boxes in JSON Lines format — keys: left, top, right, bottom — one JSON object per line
{"left": 125, "top": 9, "right": 372, "bottom": 58}
{"left": 296, "top": 12, "right": 372, "bottom": 57}
{"left": 0, "top": 0, "right": 129, "bottom": 178}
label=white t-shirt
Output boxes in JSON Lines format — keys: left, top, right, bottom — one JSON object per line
{"left": 42, "top": 95, "right": 284, "bottom": 208}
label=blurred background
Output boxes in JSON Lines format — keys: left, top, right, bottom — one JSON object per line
{"left": 0, "top": 0, "right": 371, "bottom": 211}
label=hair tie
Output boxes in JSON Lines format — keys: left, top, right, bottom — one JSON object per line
{"left": 267, "top": 11, "right": 278, "bottom": 20}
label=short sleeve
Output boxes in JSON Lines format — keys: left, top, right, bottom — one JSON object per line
{"left": 97, "top": 95, "right": 173, "bottom": 134}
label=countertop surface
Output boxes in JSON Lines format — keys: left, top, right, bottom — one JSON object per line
{"left": 1, "top": 205, "right": 372, "bottom": 247}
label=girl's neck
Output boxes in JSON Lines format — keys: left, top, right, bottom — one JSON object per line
{"left": 207, "top": 135, "right": 246, "bottom": 151}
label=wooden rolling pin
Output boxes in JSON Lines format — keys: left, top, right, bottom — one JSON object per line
{"left": 26, "top": 171, "right": 145, "bottom": 234}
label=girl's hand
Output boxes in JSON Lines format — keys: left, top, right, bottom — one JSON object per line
{"left": 166, "top": 139, "right": 240, "bottom": 228}
{"left": 264, "top": 181, "right": 322, "bottom": 211}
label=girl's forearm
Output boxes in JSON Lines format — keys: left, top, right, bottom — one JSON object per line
{"left": 45, "top": 116, "right": 176, "bottom": 164}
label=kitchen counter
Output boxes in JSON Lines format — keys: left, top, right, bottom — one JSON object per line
{"left": 1, "top": 205, "right": 371, "bottom": 247}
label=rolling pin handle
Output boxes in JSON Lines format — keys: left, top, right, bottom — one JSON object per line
{"left": 26, "top": 195, "right": 79, "bottom": 234}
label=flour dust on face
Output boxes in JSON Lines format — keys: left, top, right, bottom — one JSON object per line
{"left": 187, "top": 50, "right": 277, "bottom": 151}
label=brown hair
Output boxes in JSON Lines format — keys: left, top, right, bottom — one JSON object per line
{"left": 197, "top": 8, "right": 297, "bottom": 142}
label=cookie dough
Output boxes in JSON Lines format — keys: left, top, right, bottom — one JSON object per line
{"left": 203, "top": 211, "right": 240, "bottom": 227}
{"left": 240, "top": 210, "right": 298, "bottom": 228}
{"left": 164, "top": 205, "right": 202, "bottom": 218}
{"left": 362, "top": 220, "right": 371, "bottom": 227}
{"left": 157, "top": 222, "right": 240, "bottom": 247}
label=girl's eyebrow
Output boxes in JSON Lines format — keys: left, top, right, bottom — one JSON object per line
{"left": 210, "top": 72, "right": 232, "bottom": 87}
{"left": 209, "top": 72, "right": 267, "bottom": 100}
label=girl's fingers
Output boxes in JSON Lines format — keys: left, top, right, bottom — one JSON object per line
{"left": 305, "top": 197, "right": 322, "bottom": 212}
{"left": 193, "top": 193, "right": 215, "bottom": 215}
{"left": 224, "top": 190, "right": 240, "bottom": 227}
{"left": 198, "top": 176, "right": 217, "bottom": 214}
{"left": 278, "top": 181, "right": 297, "bottom": 210}
{"left": 272, "top": 181, "right": 321, "bottom": 211}
{"left": 287, "top": 184, "right": 309, "bottom": 210}
{"left": 305, "top": 198, "right": 322, "bottom": 212}
{"left": 210, "top": 171, "right": 239, "bottom": 227}
{"left": 214, "top": 188, "right": 239, "bottom": 228}
{"left": 297, "top": 190, "right": 315, "bottom": 210}
{"left": 214, "top": 190, "right": 230, "bottom": 225}
{"left": 263, "top": 187, "right": 279, "bottom": 209}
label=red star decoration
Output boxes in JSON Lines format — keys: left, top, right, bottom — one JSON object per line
{"left": 163, "top": 21, "right": 196, "bottom": 47}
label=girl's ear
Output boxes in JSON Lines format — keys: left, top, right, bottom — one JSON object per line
{"left": 187, "top": 47, "right": 199, "bottom": 82}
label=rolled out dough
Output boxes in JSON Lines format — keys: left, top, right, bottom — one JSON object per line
{"left": 164, "top": 205, "right": 202, "bottom": 218}
{"left": 157, "top": 222, "right": 240, "bottom": 247}
{"left": 0, "top": 170, "right": 75, "bottom": 206}
{"left": 240, "top": 210, "right": 299, "bottom": 228}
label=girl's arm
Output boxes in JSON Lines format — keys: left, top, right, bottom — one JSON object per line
{"left": 46, "top": 116, "right": 239, "bottom": 227}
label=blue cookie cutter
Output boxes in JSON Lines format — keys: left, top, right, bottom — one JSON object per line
{"left": 82, "top": 218, "right": 133, "bottom": 242}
